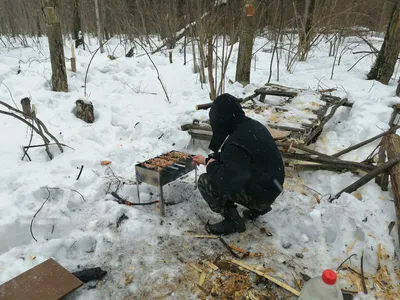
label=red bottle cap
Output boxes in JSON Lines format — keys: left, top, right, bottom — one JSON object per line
{"left": 322, "top": 270, "right": 337, "bottom": 285}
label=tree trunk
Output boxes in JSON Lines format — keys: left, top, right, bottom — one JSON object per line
{"left": 396, "top": 78, "right": 400, "bottom": 97}
{"left": 73, "top": 0, "right": 83, "bottom": 48}
{"left": 367, "top": 1, "right": 400, "bottom": 85}
{"left": 41, "top": 0, "right": 68, "bottom": 92}
{"left": 299, "top": 0, "right": 316, "bottom": 61}
{"left": 103, "top": 0, "right": 111, "bottom": 40}
{"left": 235, "top": 0, "right": 256, "bottom": 86}
{"left": 94, "top": 0, "right": 104, "bottom": 53}
{"left": 384, "top": 134, "right": 400, "bottom": 248}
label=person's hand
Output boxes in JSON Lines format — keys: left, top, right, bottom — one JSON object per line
{"left": 206, "top": 158, "right": 216, "bottom": 166}
{"left": 193, "top": 155, "right": 206, "bottom": 166}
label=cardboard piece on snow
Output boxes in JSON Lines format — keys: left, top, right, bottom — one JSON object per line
{"left": 0, "top": 258, "right": 83, "bottom": 300}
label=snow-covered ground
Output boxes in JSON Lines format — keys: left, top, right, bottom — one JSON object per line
{"left": 0, "top": 34, "right": 399, "bottom": 299}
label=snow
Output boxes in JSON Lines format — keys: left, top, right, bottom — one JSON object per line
{"left": 0, "top": 34, "right": 399, "bottom": 299}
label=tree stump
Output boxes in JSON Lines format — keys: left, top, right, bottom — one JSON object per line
{"left": 75, "top": 100, "right": 94, "bottom": 123}
{"left": 20, "top": 97, "right": 32, "bottom": 118}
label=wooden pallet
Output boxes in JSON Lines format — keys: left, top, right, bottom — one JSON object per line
{"left": 182, "top": 84, "right": 350, "bottom": 146}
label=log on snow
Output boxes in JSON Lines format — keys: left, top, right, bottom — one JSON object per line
{"left": 384, "top": 134, "right": 400, "bottom": 246}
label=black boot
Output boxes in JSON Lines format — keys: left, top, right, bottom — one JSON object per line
{"left": 207, "top": 205, "right": 246, "bottom": 235}
{"left": 243, "top": 206, "right": 272, "bottom": 221}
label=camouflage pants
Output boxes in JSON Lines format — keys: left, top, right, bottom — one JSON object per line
{"left": 197, "top": 173, "right": 271, "bottom": 214}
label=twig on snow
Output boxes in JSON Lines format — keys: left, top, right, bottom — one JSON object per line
{"left": 361, "top": 250, "right": 368, "bottom": 294}
{"left": 76, "top": 165, "right": 84, "bottom": 180}
{"left": 336, "top": 253, "right": 357, "bottom": 271}
{"left": 30, "top": 187, "right": 51, "bottom": 242}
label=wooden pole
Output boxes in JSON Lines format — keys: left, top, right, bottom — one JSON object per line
{"left": 384, "top": 134, "right": 400, "bottom": 246}
{"left": 41, "top": 0, "right": 68, "bottom": 92}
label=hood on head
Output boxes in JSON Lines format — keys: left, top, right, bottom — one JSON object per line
{"left": 208, "top": 93, "right": 245, "bottom": 152}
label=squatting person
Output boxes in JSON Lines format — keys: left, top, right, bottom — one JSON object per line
{"left": 193, "top": 93, "right": 285, "bottom": 235}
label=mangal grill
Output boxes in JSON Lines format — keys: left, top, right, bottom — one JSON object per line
{"left": 135, "top": 150, "right": 198, "bottom": 216}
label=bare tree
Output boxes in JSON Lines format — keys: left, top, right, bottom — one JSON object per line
{"left": 397, "top": 78, "right": 400, "bottom": 96}
{"left": 41, "top": 0, "right": 68, "bottom": 92}
{"left": 367, "top": 0, "right": 400, "bottom": 84}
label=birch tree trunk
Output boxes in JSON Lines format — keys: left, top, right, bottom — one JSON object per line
{"left": 94, "top": 0, "right": 104, "bottom": 53}
{"left": 41, "top": 0, "right": 68, "bottom": 92}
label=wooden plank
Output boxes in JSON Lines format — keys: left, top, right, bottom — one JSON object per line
{"left": 0, "top": 258, "right": 83, "bottom": 300}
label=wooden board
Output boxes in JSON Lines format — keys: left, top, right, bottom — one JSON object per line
{"left": 0, "top": 258, "right": 83, "bottom": 300}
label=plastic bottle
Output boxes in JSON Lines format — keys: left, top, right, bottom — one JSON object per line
{"left": 298, "top": 269, "right": 344, "bottom": 300}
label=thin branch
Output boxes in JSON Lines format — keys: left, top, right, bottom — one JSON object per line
{"left": 47, "top": 187, "right": 86, "bottom": 202}
{"left": 361, "top": 250, "right": 368, "bottom": 294}
{"left": 0, "top": 110, "right": 49, "bottom": 142}
{"left": 133, "top": 39, "right": 170, "bottom": 103}
{"left": 84, "top": 38, "right": 112, "bottom": 97}
{"left": 347, "top": 53, "right": 373, "bottom": 72}
{"left": 1, "top": 83, "right": 18, "bottom": 108}
{"left": 76, "top": 165, "right": 84, "bottom": 180}
{"left": 30, "top": 187, "right": 51, "bottom": 242}
{"left": 35, "top": 119, "right": 63, "bottom": 153}
{"left": 336, "top": 253, "right": 357, "bottom": 271}
{"left": 333, "top": 125, "right": 400, "bottom": 158}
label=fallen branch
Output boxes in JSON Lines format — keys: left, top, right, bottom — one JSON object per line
{"left": 332, "top": 125, "right": 400, "bottom": 158}
{"left": 227, "top": 258, "right": 300, "bottom": 296}
{"left": 304, "top": 98, "right": 348, "bottom": 144}
{"left": 332, "top": 155, "right": 400, "bottom": 201}
{"left": 281, "top": 152, "right": 375, "bottom": 173}
{"left": 277, "top": 142, "right": 341, "bottom": 160}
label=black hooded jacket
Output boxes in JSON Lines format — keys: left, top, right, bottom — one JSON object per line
{"left": 206, "top": 94, "right": 285, "bottom": 204}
